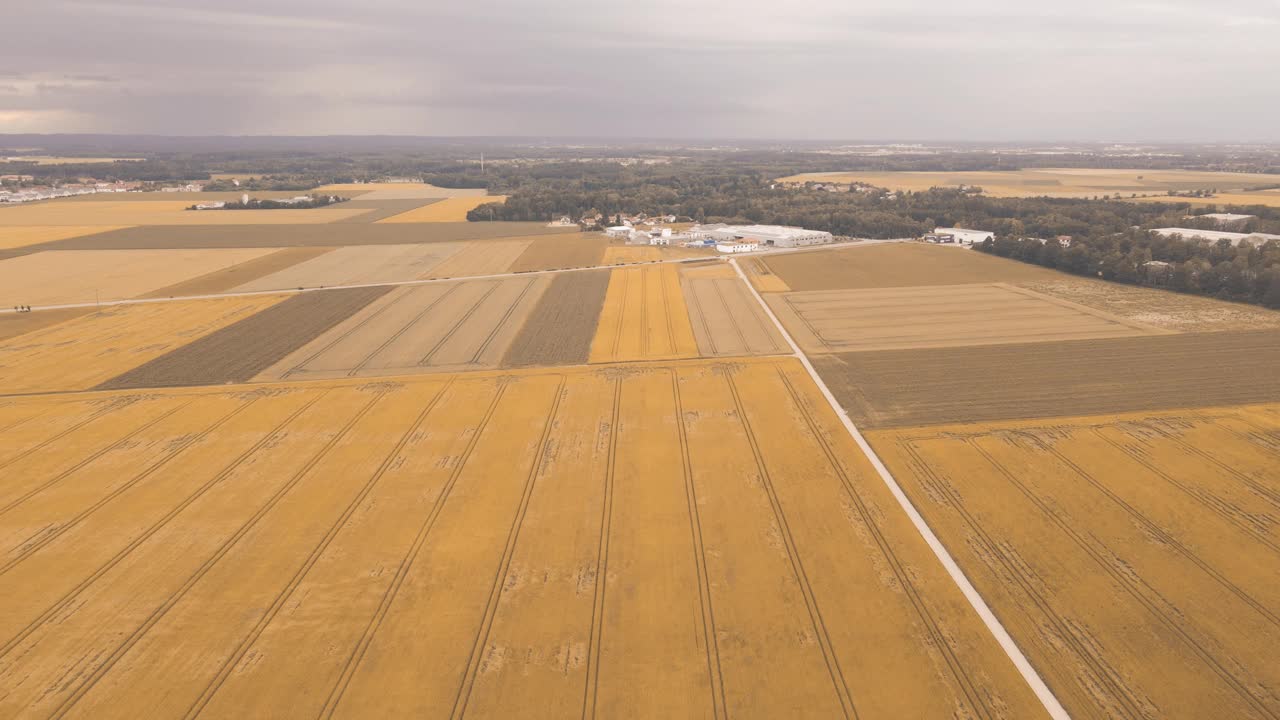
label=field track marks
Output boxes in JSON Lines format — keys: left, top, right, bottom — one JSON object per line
{"left": 319, "top": 383, "right": 508, "bottom": 718}
{"left": 0, "top": 397, "right": 254, "bottom": 574}
{"left": 671, "top": 371, "right": 728, "bottom": 719}
{"left": 775, "top": 368, "right": 993, "bottom": 719}
{"left": 346, "top": 286, "right": 459, "bottom": 375}
{"left": 449, "top": 376, "right": 566, "bottom": 719}
{"left": 723, "top": 372, "right": 856, "bottom": 719}
{"left": 0, "top": 393, "right": 328, "bottom": 660}
{"left": 281, "top": 287, "right": 425, "bottom": 377}
{"left": 0, "top": 398, "right": 135, "bottom": 472}
{"left": 43, "top": 392, "right": 385, "bottom": 719}
{"left": 970, "top": 441, "right": 1279, "bottom": 719}
{"left": 464, "top": 277, "right": 540, "bottom": 365}
{"left": 183, "top": 381, "right": 456, "bottom": 720}
{"left": 1163, "top": 433, "right": 1280, "bottom": 508}
{"left": 581, "top": 379, "right": 621, "bottom": 720}
{"left": 417, "top": 281, "right": 502, "bottom": 365}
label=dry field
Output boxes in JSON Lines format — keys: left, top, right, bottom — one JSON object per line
{"left": 2, "top": 156, "right": 141, "bottom": 165}
{"left": 589, "top": 266, "right": 699, "bottom": 363}
{"left": 311, "top": 182, "right": 488, "bottom": 200}
{"left": 870, "top": 402, "right": 1280, "bottom": 719}
{"left": 0, "top": 200, "right": 369, "bottom": 225}
{"left": 0, "top": 296, "right": 284, "bottom": 395}
{"left": 0, "top": 248, "right": 278, "bottom": 307}
{"left": 508, "top": 234, "right": 608, "bottom": 272}
{"left": 328, "top": 198, "right": 442, "bottom": 223}
{"left": 771, "top": 283, "right": 1167, "bottom": 354}
{"left": 741, "top": 256, "right": 791, "bottom": 292}
{"left": 777, "top": 168, "right": 1280, "bottom": 198}
{"left": 0, "top": 358, "right": 1046, "bottom": 719}
{"left": 426, "top": 238, "right": 535, "bottom": 278}
{"left": 255, "top": 277, "right": 550, "bottom": 381}
{"left": 602, "top": 245, "right": 662, "bottom": 264}
{"left": 97, "top": 287, "right": 393, "bottom": 390}
{"left": 138, "top": 247, "right": 336, "bottom": 298}
{"left": 0, "top": 225, "right": 121, "bottom": 250}
{"left": 503, "top": 270, "right": 610, "bottom": 366}
{"left": 51, "top": 191, "right": 312, "bottom": 203}
{"left": 814, "top": 329, "right": 1280, "bottom": 428}
{"left": 1017, "top": 278, "right": 1280, "bottom": 332}
{"left": 233, "top": 243, "right": 464, "bottom": 292}
{"left": 764, "top": 242, "right": 1059, "bottom": 291}
{"left": 681, "top": 264, "right": 788, "bottom": 356}
{"left": 377, "top": 196, "right": 508, "bottom": 223}
{"left": 0, "top": 308, "right": 91, "bottom": 343}
{"left": 1128, "top": 189, "right": 1280, "bottom": 209}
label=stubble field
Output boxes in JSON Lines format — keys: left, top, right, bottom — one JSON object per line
{"left": 233, "top": 243, "right": 465, "bottom": 292}
{"left": 762, "top": 242, "right": 1059, "bottom": 291}
{"left": 508, "top": 234, "right": 608, "bottom": 273}
{"left": 0, "top": 201, "right": 370, "bottom": 225}
{"left": 0, "top": 225, "right": 122, "bottom": 250}
{"left": 681, "top": 263, "right": 788, "bottom": 356}
{"left": 0, "top": 358, "right": 1048, "bottom": 719}
{"left": 378, "top": 196, "right": 508, "bottom": 223}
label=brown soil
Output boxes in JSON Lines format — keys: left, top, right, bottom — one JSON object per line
{"left": 95, "top": 286, "right": 392, "bottom": 390}
{"left": 507, "top": 235, "right": 607, "bottom": 273}
{"left": 815, "top": 329, "right": 1280, "bottom": 428}
{"left": 0, "top": 308, "right": 92, "bottom": 343}
{"left": 502, "top": 270, "right": 610, "bottom": 366}
{"left": 764, "top": 243, "right": 1059, "bottom": 291}
{"left": 139, "top": 247, "right": 336, "bottom": 298}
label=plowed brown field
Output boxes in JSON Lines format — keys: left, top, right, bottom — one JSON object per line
{"left": 233, "top": 243, "right": 464, "bottom": 292}
{"left": 682, "top": 268, "right": 787, "bottom": 356}
{"left": 0, "top": 359, "right": 1047, "bottom": 719}
{"left": 508, "top": 234, "right": 608, "bottom": 272}
{"left": 589, "top": 265, "right": 699, "bottom": 363}
{"left": 871, "top": 402, "right": 1280, "bottom": 719}
{"left": 503, "top": 270, "right": 610, "bottom": 366}
{"left": 764, "top": 242, "right": 1059, "bottom": 291}
{"left": 255, "top": 277, "right": 550, "bottom": 380}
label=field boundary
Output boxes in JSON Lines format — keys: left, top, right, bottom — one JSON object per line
{"left": 727, "top": 258, "right": 1072, "bottom": 720}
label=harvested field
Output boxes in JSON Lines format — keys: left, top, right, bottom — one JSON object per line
{"left": 377, "top": 196, "right": 508, "bottom": 223}
{"left": 777, "top": 168, "right": 1280, "bottom": 198}
{"left": 17, "top": 223, "right": 575, "bottom": 253}
{"left": 139, "top": 247, "right": 336, "bottom": 298}
{"left": 590, "top": 265, "right": 699, "bottom": 363}
{"left": 681, "top": 268, "right": 787, "bottom": 356}
{"left": 814, "top": 329, "right": 1280, "bottom": 428}
{"left": 0, "top": 200, "right": 369, "bottom": 225}
{"left": 871, "top": 402, "right": 1280, "bottom": 719}
{"left": 0, "top": 248, "right": 277, "bottom": 307}
{"left": 771, "top": 283, "right": 1167, "bottom": 354}
{"left": 602, "top": 245, "right": 661, "bottom": 263}
{"left": 741, "top": 256, "right": 791, "bottom": 292}
{"left": 1016, "top": 278, "right": 1280, "bottom": 332}
{"left": 0, "top": 155, "right": 140, "bottom": 165}
{"left": 233, "top": 243, "right": 464, "bottom": 292}
{"left": 503, "top": 270, "right": 610, "bottom": 366}
{"left": 1128, "top": 190, "right": 1280, "bottom": 209}
{"left": 0, "top": 308, "right": 91, "bottom": 343}
{"left": 255, "top": 277, "right": 550, "bottom": 380}
{"left": 328, "top": 198, "right": 441, "bottom": 223}
{"left": 97, "top": 287, "right": 393, "bottom": 390}
{"left": 0, "top": 358, "right": 1047, "bottom": 718}
{"left": 0, "top": 225, "right": 121, "bottom": 250}
{"left": 763, "top": 242, "right": 1059, "bottom": 291}
{"left": 425, "top": 238, "right": 533, "bottom": 278}
{"left": 508, "top": 234, "right": 608, "bottom": 273}
{"left": 50, "top": 191, "right": 313, "bottom": 203}
{"left": 311, "top": 182, "right": 488, "bottom": 199}
{"left": 0, "top": 295, "right": 284, "bottom": 395}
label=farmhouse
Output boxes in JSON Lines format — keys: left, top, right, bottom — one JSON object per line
{"left": 699, "top": 224, "right": 834, "bottom": 248}
{"left": 930, "top": 227, "right": 994, "bottom": 245}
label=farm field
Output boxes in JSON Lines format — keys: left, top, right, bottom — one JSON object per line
{"left": 328, "top": 198, "right": 442, "bottom": 223}
{"left": 0, "top": 200, "right": 370, "bottom": 225}
{"left": 254, "top": 277, "right": 549, "bottom": 381}
{"left": 1018, "top": 277, "right": 1280, "bottom": 332}
{"left": 426, "top": 238, "right": 534, "bottom": 278}
{"left": 602, "top": 245, "right": 662, "bottom": 263}
{"left": 0, "top": 225, "right": 121, "bottom": 250}
{"left": 377, "top": 196, "right": 508, "bottom": 223}
{"left": 503, "top": 270, "right": 610, "bottom": 366}
{"left": 869, "top": 402, "right": 1280, "bottom": 719}
{"left": 770, "top": 283, "right": 1167, "bottom": 353}
{"left": 814, "top": 329, "right": 1280, "bottom": 428}
{"left": 741, "top": 255, "right": 791, "bottom": 292}
{"left": 1129, "top": 189, "right": 1280, "bottom": 209}
{"left": 0, "top": 359, "right": 1047, "bottom": 719}
{"left": 138, "top": 247, "right": 336, "bottom": 298}
{"left": 681, "top": 263, "right": 788, "bottom": 356}
{"left": 0, "top": 248, "right": 277, "bottom": 307}
{"left": 776, "top": 168, "right": 1280, "bottom": 198}
{"left": 589, "top": 265, "right": 699, "bottom": 363}
{"left": 763, "top": 242, "right": 1060, "bottom": 291}
{"left": 311, "top": 182, "right": 488, "bottom": 199}
{"left": 0, "top": 295, "right": 284, "bottom": 395}
{"left": 233, "top": 243, "right": 464, "bottom": 292}
{"left": 1, "top": 155, "right": 141, "bottom": 164}
{"left": 508, "top": 234, "right": 608, "bottom": 272}
{"left": 0, "top": 307, "right": 91, "bottom": 342}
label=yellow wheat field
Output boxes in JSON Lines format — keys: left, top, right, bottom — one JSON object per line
{"left": 0, "top": 358, "right": 1047, "bottom": 718}
{"left": 0, "top": 295, "right": 284, "bottom": 394}
{"left": 0, "top": 248, "right": 278, "bottom": 307}
{"left": 0, "top": 201, "right": 369, "bottom": 226}
{"left": 1128, "top": 189, "right": 1280, "bottom": 209}
{"left": 870, "top": 402, "right": 1280, "bottom": 719}
{"left": 377, "top": 196, "right": 508, "bottom": 223}
{"left": 311, "top": 182, "right": 489, "bottom": 200}
{"left": 0, "top": 225, "right": 125, "bottom": 250}
{"left": 589, "top": 265, "right": 699, "bottom": 363}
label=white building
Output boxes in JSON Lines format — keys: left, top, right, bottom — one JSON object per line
{"left": 1153, "top": 228, "right": 1280, "bottom": 247}
{"left": 716, "top": 239, "right": 761, "bottom": 253}
{"left": 605, "top": 226, "right": 631, "bottom": 239}
{"left": 932, "top": 227, "right": 994, "bottom": 245}
{"left": 1188, "top": 213, "right": 1256, "bottom": 229}
{"left": 193, "top": 201, "right": 226, "bottom": 210}
{"left": 697, "top": 224, "right": 833, "bottom": 248}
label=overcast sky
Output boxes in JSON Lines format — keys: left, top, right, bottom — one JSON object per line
{"left": 2, "top": 0, "right": 1278, "bottom": 141}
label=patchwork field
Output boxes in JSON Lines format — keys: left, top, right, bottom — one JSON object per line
{"left": 602, "top": 245, "right": 662, "bottom": 264}
{"left": 741, "top": 256, "right": 791, "bottom": 292}
{"left": 771, "top": 283, "right": 1167, "bottom": 353}
{"left": 589, "top": 265, "right": 699, "bottom": 363}
{"left": 0, "top": 359, "right": 1047, "bottom": 719}
{"left": 0, "top": 200, "right": 369, "bottom": 225}
{"left": 1018, "top": 278, "right": 1280, "bottom": 332}
{"left": 0, "top": 225, "right": 120, "bottom": 250}
{"left": 328, "top": 198, "right": 442, "bottom": 223}
{"left": 503, "top": 270, "right": 611, "bottom": 367}
{"left": 0, "top": 248, "right": 278, "bottom": 307}
{"left": 138, "top": 247, "right": 336, "bottom": 298}
{"left": 777, "top": 168, "right": 1280, "bottom": 198}
{"left": 255, "top": 277, "right": 549, "bottom": 381}
{"left": 1129, "top": 189, "right": 1280, "bottom": 209}
{"left": 426, "top": 238, "right": 535, "bottom": 278}
{"left": 233, "top": 243, "right": 464, "bottom": 292}
{"left": 508, "top": 234, "right": 608, "bottom": 272}
{"left": 0, "top": 307, "right": 91, "bottom": 343}
{"left": 681, "top": 264, "right": 788, "bottom": 356}
{"left": 763, "top": 242, "right": 1059, "bottom": 291}
{"left": 0, "top": 296, "right": 284, "bottom": 395}
{"left": 870, "top": 402, "right": 1280, "bottom": 719}
{"left": 814, "top": 330, "right": 1280, "bottom": 428}
{"left": 311, "top": 182, "right": 488, "bottom": 199}
{"left": 378, "top": 196, "right": 508, "bottom": 223}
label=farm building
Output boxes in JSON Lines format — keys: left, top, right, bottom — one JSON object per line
{"left": 1187, "top": 213, "right": 1255, "bottom": 229}
{"left": 931, "top": 227, "right": 994, "bottom": 245}
{"left": 698, "top": 224, "right": 833, "bottom": 248}
{"left": 1153, "top": 228, "right": 1280, "bottom": 247}
{"left": 605, "top": 226, "right": 632, "bottom": 239}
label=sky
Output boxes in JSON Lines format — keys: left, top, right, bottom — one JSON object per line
{"left": 2, "top": 0, "right": 1278, "bottom": 141}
